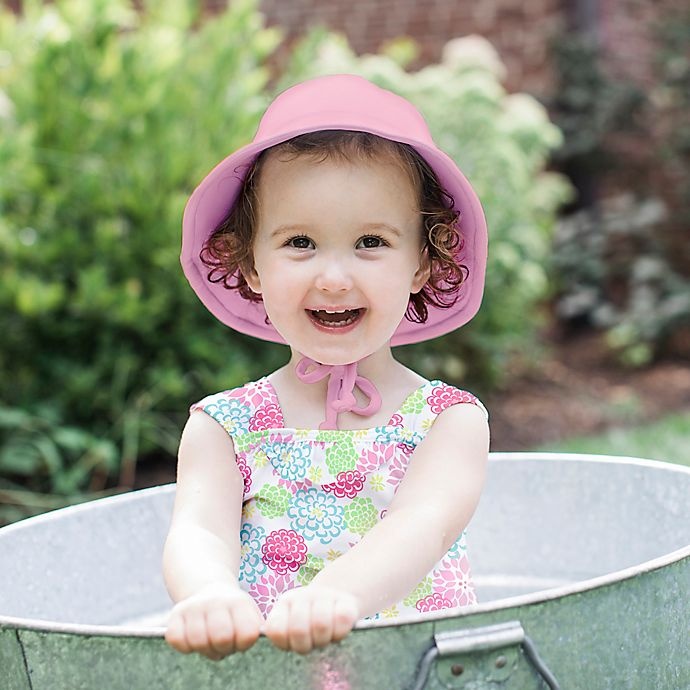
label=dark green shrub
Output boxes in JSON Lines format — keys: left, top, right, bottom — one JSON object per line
{"left": 549, "top": 19, "right": 690, "bottom": 364}
{"left": 552, "top": 195, "right": 690, "bottom": 365}
{"left": 548, "top": 32, "right": 646, "bottom": 208}
{"left": 0, "top": 0, "right": 284, "bottom": 520}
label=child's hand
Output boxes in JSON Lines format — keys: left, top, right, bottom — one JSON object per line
{"left": 264, "top": 585, "right": 360, "bottom": 654}
{"left": 165, "top": 583, "right": 264, "bottom": 660}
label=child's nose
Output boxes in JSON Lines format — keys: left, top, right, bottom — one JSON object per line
{"left": 314, "top": 258, "right": 354, "bottom": 293}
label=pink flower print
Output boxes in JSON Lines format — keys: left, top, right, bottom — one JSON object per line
{"left": 261, "top": 529, "right": 308, "bottom": 575}
{"left": 226, "top": 386, "right": 249, "bottom": 401}
{"left": 356, "top": 443, "right": 395, "bottom": 474}
{"left": 416, "top": 593, "right": 453, "bottom": 613}
{"left": 427, "top": 385, "right": 478, "bottom": 414}
{"left": 322, "top": 470, "right": 366, "bottom": 499}
{"left": 389, "top": 413, "right": 404, "bottom": 427}
{"left": 387, "top": 447, "right": 411, "bottom": 490}
{"left": 432, "top": 554, "right": 476, "bottom": 607}
{"left": 249, "top": 403, "right": 283, "bottom": 431}
{"left": 237, "top": 379, "right": 279, "bottom": 409}
{"left": 248, "top": 571, "right": 295, "bottom": 617}
{"left": 236, "top": 453, "right": 252, "bottom": 496}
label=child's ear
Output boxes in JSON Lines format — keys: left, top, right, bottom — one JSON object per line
{"left": 243, "top": 266, "right": 262, "bottom": 294}
{"left": 411, "top": 247, "right": 431, "bottom": 294}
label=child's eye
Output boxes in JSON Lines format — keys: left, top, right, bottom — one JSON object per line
{"left": 356, "top": 235, "right": 387, "bottom": 249}
{"left": 286, "top": 235, "right": 314, "bottom": 250}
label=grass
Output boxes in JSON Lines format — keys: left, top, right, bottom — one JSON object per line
{"left": 533, "top": 411, "right": 690, "bottom": 468}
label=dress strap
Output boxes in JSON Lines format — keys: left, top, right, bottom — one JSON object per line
{"left": 295, "top": 357, "right": 382, "bottom": 430}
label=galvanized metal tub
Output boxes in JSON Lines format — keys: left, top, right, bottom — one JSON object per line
{"left": 1, "top": 453, "right": 688, "bottom": 690}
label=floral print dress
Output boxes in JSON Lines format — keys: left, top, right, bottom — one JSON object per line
{"left": 191, "top": 377, "right": 487, "bottom": 622}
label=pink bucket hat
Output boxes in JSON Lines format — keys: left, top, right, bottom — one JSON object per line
{"left": 181, "top": 73, "right": 487, "bottom": 347}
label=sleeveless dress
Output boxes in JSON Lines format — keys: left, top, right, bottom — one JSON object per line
{"left": 191, "top": 377, "right": 487, "bottom": 622}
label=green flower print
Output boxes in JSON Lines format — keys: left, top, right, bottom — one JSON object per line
{"left": 344, "top": 497, "right": 378, "bottom": 535}
{"left": 253, "top": 449, "right": 269, "bottom": 468}
{"left": 403, "top": 576, "right": 432, "bottom": 606}
{"left": 317, "top": 430, "right": 353, "bottom": 443}
{"left": 235, "top": 431, "right": 269, "bottom": 453}
{"left": 326, "top": 439, "right": 358, "bottom": 475}
{"left": 399, "top": 388, "right": 425, "bottom": 415}
{"left": 297, "top": 554, "right": 325, "bottom": 586}
{"left": 255, "top": 485, "right": 291, "bottom": 518}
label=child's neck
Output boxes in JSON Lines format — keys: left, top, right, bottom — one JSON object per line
{"left": 268, "top": 348, "right": 427, "bottom": 430}
{"left": 289, "top": 347, "right": 397, "bottom": 383}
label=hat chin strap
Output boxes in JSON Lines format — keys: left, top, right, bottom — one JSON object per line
{"left": 295, "top": 356, "right": 382, "bottom": 430}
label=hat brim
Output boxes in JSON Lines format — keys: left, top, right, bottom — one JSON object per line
{"left": 181, "top": 124, "right": 487, "bottom": 346}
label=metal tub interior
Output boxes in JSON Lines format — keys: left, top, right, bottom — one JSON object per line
{"left": 1, "top": 453, "right": 688, "bottom": 689}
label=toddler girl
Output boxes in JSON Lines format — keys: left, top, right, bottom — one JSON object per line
{"left": 163, "top": 74, "right": 489, "bottom": 660}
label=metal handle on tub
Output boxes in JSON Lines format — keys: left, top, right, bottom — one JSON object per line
{"left": 408, "top": 621, "right": 560, "bottom": 690}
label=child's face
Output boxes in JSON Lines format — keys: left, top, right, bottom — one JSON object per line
{"left": 244, "top": 152, "right": 430, "bottom": 366}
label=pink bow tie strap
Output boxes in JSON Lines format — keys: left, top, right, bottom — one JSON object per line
{"left": 295, "top": 357, "right": 382, "bottom": 430}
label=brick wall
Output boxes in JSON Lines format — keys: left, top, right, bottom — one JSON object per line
{"left": 599, "top": 0, "right": 687, "bottom": 86}
{"left": 255, "top": 0, "right": 564, "bottom": 97}
{"left": 597, "top": 0, "right": 688, "bottom": 234}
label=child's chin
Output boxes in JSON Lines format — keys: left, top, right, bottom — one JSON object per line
{"left": 298, "top": 345, "right": 387, "bottom": 368}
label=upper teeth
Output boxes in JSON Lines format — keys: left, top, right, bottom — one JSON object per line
{"left": 322, "top": 309, "right": 349, "bottom": 313}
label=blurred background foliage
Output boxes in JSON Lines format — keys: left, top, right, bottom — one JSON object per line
{"left": 1, "top": 0, "right": 686, "bottom": 523}
{"left": 547, "top": 17, "right": 690, "bottom": 366}
{"left": 0, "top": 0, "right": 290, "bottom": 520}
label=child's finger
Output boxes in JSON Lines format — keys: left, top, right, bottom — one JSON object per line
{"left": 184, "top": 610, "right": 212, "bottom": 653}
{"left": 285, "top": 598, "right": 313, "bottom": 654}
{"left": 309, "top": 596, "right": 335, "bottom": 648}
{"left": 231, "top": 601, "right": 263, "bottom": 651}
{"left": 264, "top": 601, "right": 290, "bottom": 650}
{"left": 205, "top": 607, "right": 236, "bottom": 657}
{"left": 331, "top": 597, "right": 358, "bottom": 642}
{"left": 165, "top": 612, "right": 192, "bottom": 653}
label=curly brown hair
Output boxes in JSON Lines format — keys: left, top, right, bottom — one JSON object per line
{"left": 199, "top": 130, "right": 468, "bottom": 324}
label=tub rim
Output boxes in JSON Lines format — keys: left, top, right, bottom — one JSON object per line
{"left": 1, "top": 452, "right": 688, "bottom": 638}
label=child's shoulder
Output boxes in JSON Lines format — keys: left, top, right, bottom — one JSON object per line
{"left": 189, "top": 377, "right": 284, "bottom": 435}
{"left": 425, "top": 380, "right": 487, "bottom": 415}
{"left": 396, "top": 379, "right": 488, "bottom": 427}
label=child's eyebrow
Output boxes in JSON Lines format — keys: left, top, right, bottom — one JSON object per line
{"left": 362, "top": 222, "right": 403, "bottom": 237}
{"left": 269, "top": 222, "right": 403, "bottom": 238}
{"left": 269, "top": 224, "right": 309, "bottom": 239}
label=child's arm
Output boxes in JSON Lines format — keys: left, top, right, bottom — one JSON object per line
{"left": 264, "top": 402, "right": 489, "bottom": 653}
{"left": 163, "top": 411, "right": 264, "bottom": 659}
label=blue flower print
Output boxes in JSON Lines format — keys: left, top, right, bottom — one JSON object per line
{"left": 446, "top": 532, "right": 468, "bottom": 558}
{"left": 373, "top": 425, "right": 423, "bottom": 449}
{"left": 373, "top": 427, "right": 403, "bottom": 445}
{"left": 264, "top": 442, "right": 311, "bottom": 482}
{"left": 205, "top": 398, "right": 252, "bottom": 435}
{"left": 239, "top": 522, "right": 267, "bottom": 584}
{"left": 287, "top": 488, "right": 344, "bottom": 544}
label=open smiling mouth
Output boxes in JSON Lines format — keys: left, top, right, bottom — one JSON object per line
{"left": 308, "top": 308, "right": 364, "bottom": 328}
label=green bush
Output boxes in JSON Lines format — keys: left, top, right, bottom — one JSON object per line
{"left": 552, "top": 195, "right": 690, "bottom": 366}
{"left": 0, "top": 0, "right": 285, "bottom": 519}
{"left": 0, "top": 1, "right": 569, "bottom": 520}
